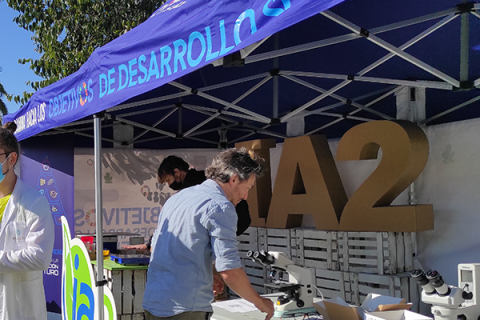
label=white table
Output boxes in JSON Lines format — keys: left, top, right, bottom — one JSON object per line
{"left": 211, "top": 294, "right": 322, "bottom": 320}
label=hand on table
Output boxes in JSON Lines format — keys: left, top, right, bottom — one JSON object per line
{"left": 255, "top": 297, "right": 274, "bottom": 320}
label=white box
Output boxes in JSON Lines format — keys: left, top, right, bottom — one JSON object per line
{"left": 365, "top": 310, "right": 432, "bottom": 320}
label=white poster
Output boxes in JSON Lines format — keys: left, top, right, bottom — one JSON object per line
{"left": 74, "top": 148, "right": 220, "bottom": 247}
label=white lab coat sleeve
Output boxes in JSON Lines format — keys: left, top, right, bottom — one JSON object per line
{"left": 0, "top": 195, "right": 54, "bottom": 273}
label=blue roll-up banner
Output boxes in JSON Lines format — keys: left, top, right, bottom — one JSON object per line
{"left": 4, "top": 0, "right": 345, "bottom": 140}
{"left": 20, "top": 135, "right": 75, "bottom": 314}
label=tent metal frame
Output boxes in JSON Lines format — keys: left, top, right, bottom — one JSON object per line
{"left": 45, "top": 3, "right": 480, "bottom": 148}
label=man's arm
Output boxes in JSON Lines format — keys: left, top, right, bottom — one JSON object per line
{"left": 220, "top": 267, "right": 274, "bottom": 320}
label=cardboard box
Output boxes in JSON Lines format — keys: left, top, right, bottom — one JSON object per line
{"left": 365, "top": 310, "right": 432, "bottom": 320}
{"left": 313, "top": 294, "right": 412, "bottom": 320}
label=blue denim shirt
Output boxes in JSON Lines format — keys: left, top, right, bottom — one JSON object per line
{"left": 143, "top": 179, "right": 242, "bottom": 317}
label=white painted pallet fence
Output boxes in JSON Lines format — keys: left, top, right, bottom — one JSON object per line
{"left": 94, "top": 265, "right": 147, "bottom": 320}
{"left": 338, "top": 232, "right": 415, "bottom": 275}
{"left": 234, "top": 228, "right": 418, "bottom": 309}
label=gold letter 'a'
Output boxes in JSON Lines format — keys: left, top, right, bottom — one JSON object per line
{"left": 266, "top": 135, "right": 347, "bottom": 230}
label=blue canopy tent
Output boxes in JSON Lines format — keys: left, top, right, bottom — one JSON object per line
{"left": 5, "top": 0, "right": 480, "bottom": 317}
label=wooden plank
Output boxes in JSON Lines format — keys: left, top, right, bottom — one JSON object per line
{"left": 377, "top": 233, "right": 384, "bottom": 276}
{"left": 267, "top": 238, "right": 290, "bottom": 246}
{"left": 304, "top": 250, "right": 330, "bottom": 260}
{"left": 245, "top": 267, "right": 265, "bottom": 277}
{"left": 396, "top": 233, "right": 405, "bottom": 273}
{"left": 112, "top": 270, "right": 123, "bottom": 315}
{"left": 317, "top": 278, "right": 342, "bottom": 290}
{"left": 304, "top": 239, "right": 329, "bottom": 249}
{"left": 132, "top": 314, "right": 144, "bottom": 320}
{"left": 123, "top": 270, "right": 133, "bottom": 315}
{"left": 404, "top": 233, "right": 413, "bottom": 272}
{"left": 120, "top": 315, "right": 132, "bottom": 320}
{"left": 340, "top": 232, "right": 349, "bottom": 272}
{"left": 357, "top": 273, "right": 390, "bottom": 285}
{"left": 348, "top": 258, "right": 378, "bottom": 265}
{"left": 348, "top": 240, "right": 379, "bottom": 247}
{"left": 347, "top": 232, "right": 378, "bottom": 238}
{"left": 388, "top": 232, "right": 397, "bottom": 274}
{"left": 350, "top": 272, "right": 359, "bottom": 306}
{"left": 296, "top": 229, "right": 305, "bottom": 266}
{"left": 304, "top": 259, "right": 329, "bottom": 270}
{"left": 133, "top": 270, "right": 146, "bottom": 313}
{"left": 303, "top": 229, "right": 330, "bottom": 240}
{"left": 258, "top": 228, "right": 267, "bottom": 251}
{"left": 267, "top": 228, "right": 290, "bottom": 236}
{"left": 348, "top": 249, "right": 381, "bottom": 256}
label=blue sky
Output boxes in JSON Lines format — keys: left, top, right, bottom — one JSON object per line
{"left": 0, "top": 2, "right": 42, "bottom": 114}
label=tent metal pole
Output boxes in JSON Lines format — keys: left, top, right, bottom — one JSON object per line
{"left": 37, "top": 124, "right": 116, "bottom": 136}
{"left": 181, "top": 104, "right": 287, "bottom": 139}
{"left": 183, "top": 77, "right": 271, "bottom": 137}
{"left": 116, "top": 105, "right": 176, "bottom": 118}
{"left": 245, "top": 8, "right": 456, "bottom": 64}
{"left": 460, "top": 2, "right": 470, "bottom": 82}
{"left": 282, "top": 75, "right": 393, "bottom": 120}
{"left": 199, "top": 73, "right": 270, "bottom": 92}
{"left": 273, "top": 33, "right": 279, "bottom": 119}
{"left": 93, "top": 113, "right": 105, "bottom": 320}
{"left": 115, "top": 117, "right": 177, "bottom": 137}
{"left": 131, "top": 135, "right": 170, "bottom": 145}
{"left": 128, "top": 107, "right": 178, "bottom": 143}
{"left": 282, "top": 71, "right": 452, "bottom": 90}
{"left": 184, "top": 104, "right": 263, "bottom": 122}
{"left": 170, "top": 81, "right": 271, "bottom": 123}
{"left": 76, "top": 132, "right": 118, "bottom": 144}
{"left": 306, "top": 86, "right": 403, "bottom": 135}
{"left": 108, "top": 91, "right": 190, "bottom": 112}
{"left": 189, "top": 124, "right": 238, "bottom": 137}
{"left": 230, "top": 124, "right": 273, "bottom": 144}
{"left": 358, "top": 14, "right": 457, "bottom": 76}
{"left": 293, "top": 86, "right": 396, "bottom": 119}
{"left": 322, "top": 10, "right": 460, "bottom": 88}
{"left": 185, "top": 136, "right": 219, "bottom": 146}
{"left": 422, "top": 95, "right": 480, "bottom": 124}
{"left": 474, "top": 77, "right": 480, "bottom": 87}
{"left": 281, "top": 11, "right": 456, "bottom": 123}
{"left": 472, "top": 12, "right": 480, "bottom": 19}
{"left": 280, "top": 81, "right": 352, "bottom": 122}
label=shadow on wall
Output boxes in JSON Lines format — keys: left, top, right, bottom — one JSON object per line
{"left": 101, "top": 150, "right": 162, "bottom": 186}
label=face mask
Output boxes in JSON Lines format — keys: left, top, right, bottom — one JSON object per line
{"left": 0, "top": 154, "right": 10, "bottom": 184}
{"left": 169, "top": 181, "right": 183, "bottom": 191}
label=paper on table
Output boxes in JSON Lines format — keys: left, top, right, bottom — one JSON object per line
{"left": 213, "top": 299, "right": 258, "bottom": 313}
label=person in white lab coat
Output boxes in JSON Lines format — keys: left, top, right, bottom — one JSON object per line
{"left": 0, "top": 123, "right": 55, "bottom": 320}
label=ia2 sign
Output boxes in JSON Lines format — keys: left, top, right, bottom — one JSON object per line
{"left": 236, "top": 120, "right": 433, "bottom": 232}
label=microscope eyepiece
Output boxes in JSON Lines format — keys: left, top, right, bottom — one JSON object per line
{"left": 411, "top": 269, "right": 436, "bottom": 294}
{"left": 426, "top": 270, "right": 451, "bottom": 296}
{"left": 253, "top": 250, "right": 274, "bottom": 265}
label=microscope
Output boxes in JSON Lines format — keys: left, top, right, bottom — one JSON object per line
{"left": 412, "top": 264, "right": 480, "bottom": 320}
{"left": 247, "top": 250, "right": 317, "bottom": 318}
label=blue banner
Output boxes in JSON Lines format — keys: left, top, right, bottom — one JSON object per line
{"left": 20, "top": 135, "right": 75, "bottom": 314}
{"left": 5, "top": 0, "right": 344, "bottom": 141}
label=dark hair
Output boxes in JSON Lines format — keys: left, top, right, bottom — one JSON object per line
{"left": 157, "top": 155, "right": 190, "bottom": 178}
{"left": 205, "top": 148, "right": 264, "bottom": 183}
{"left": 0, "top": 127, "right": 19, "bottom": 163}
{"left": 2, "top": 122, "right": 17, "bottom": 133}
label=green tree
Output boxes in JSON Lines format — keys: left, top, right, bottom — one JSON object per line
{"left": 5, "top": 0, "right": 166, "bottom": 105}
{"left": 0, "top": 82, "right": 9, "bottom": 118}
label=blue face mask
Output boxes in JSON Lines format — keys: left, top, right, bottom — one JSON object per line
{"left": 0, "top": 154, "right": 11, "bottom": 184}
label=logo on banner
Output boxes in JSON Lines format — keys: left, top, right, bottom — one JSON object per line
{"left": 79, "top": 82, "right": 89, "bottom": 106}
{"left": 151, "top": 0, "right": 186, "bottom": 17}
{"left": 61, "top": 216, "right": 116, "bottom": 320}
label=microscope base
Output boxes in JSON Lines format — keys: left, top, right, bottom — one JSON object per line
{"left": 274, "top": 307, "right": 317, "bottom": 318}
